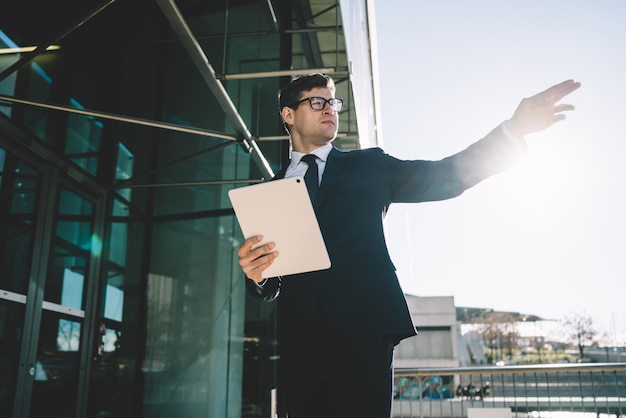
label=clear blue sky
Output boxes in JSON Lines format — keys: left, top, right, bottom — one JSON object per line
{"left": 374, "top": 0, "right": 626, "bottom": 345}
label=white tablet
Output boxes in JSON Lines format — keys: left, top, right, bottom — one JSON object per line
{"left": 228, "top": 176, "right": 331, "bottom": 278}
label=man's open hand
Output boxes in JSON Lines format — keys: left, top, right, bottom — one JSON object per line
{"left": 506, "top": 79, "right": 581, "bottom": 138}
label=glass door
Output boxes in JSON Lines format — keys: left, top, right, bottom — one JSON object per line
{"left": 0, "top": 146, "right": 40, "bottom": 416}
{"left": 0, "top": 144, "right": 103, "bottom": 418}
{"left": 28, "top": 186, "right": 98, "bottom": 418}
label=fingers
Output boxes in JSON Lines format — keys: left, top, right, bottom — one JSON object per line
{"left": 550, "top": 103, "right": 576, "bottom": 126}
{"left": 554, "top": 103, "right": 575, "bottom": 113}
{"left": 237, "top": 235, "right": 264, "bottom": 257}
{"left": 238, "top": 235, "right": 279, "bottom": 282}
{"left": 537, "top": 79, "right": 581, "bottom": 103}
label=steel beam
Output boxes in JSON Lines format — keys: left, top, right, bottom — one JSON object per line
{"left": 0, "top": 94, "right": 237, "bottom": 141}
{"left": 155, "top": 0, "right": 274, "bottom": 180}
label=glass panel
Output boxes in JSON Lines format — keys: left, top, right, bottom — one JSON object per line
{"left": 115, "top": 142, "right": 134, "bottom": 203}
{"left": 30, "top": 312, "right": 81, "bottom": 418}
{"left": 64, "top": 104, "right": 103, "bottom": 176}
{"left": 0, "top": 299, "right": 26, "bottom": 415}
{"left": 0, "top": 146, "right": 40, "bottom": 294}
{"left": 22, "top": 65, "right": 52, "bottom": 142}
{"left": 141, "top": 215, "right": 245, "bottom": 418}
{"left": 87, "top": 200, "right": 145, "bottom": 418}
{"left": 29, "top": 187, "right": 95, "bottom": 418}
{"left": 242, "top": 298, "right": 278, "bottom": 416}
{"left": 0, "top": 30, "right": 18, "bottom": 118}
{"left": 0, "top": 146, "right": 40, "bottom": 415}
{"left": 43, "top": 189, "right": 94, "bottom": 310}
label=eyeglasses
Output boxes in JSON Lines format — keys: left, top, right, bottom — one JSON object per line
{"left": 294, "top": 96, "right": 344, "bottom": 112}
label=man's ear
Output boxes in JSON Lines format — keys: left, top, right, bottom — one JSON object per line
{"left": 281, "top": 106, "right": 294, "bottom": 128}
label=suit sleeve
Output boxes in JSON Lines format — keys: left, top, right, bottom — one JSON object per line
{"left": 389, "top": 123, "right": 526, "bottom": 203}
{"left": 447, "top": 122, "right": 527, "bottom": 189}
{"left": 245, "top": 276, "right": 281, "bottom": 302}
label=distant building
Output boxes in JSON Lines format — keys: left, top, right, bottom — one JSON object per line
{"left": 458, "top": 331, "right": 488, "bottom": 366}
{"left": 395, "top": 295, "right": 460, "bottom": 368}
{"left": 396, "top": 295, "right": 521, "bottom": 368}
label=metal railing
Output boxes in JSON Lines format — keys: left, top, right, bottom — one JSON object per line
{"left": 393, "top": 363, "right": 626, "bottom": 418}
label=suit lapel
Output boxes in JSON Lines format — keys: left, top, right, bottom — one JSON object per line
{"left": 273, "top": 166, "right": 287, "bottom": 180}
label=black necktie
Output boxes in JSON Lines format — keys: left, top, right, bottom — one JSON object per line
{"left": 301, "top": 154, "right": 319, "bottom": 203}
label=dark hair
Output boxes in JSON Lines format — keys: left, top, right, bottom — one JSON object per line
{"left": 278, "top": 73, "right": 335, "bottom": 111}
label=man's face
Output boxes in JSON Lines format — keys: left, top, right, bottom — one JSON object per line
{"left": 283, "top": 87, "right": 339, "bottom": 153}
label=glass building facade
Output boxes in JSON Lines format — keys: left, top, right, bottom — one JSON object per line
{"left": 0, "top": 0, "right": 381, "bottom": 417}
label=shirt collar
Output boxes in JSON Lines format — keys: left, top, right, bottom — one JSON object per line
{"left": 291, "top": 143, "right": 333, "bottom": 165}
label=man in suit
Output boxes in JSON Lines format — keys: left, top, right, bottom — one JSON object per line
{"left": 238, "top": 73, "right": 580, "bottom": 417}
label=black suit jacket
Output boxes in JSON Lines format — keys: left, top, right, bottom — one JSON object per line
{"left": 247, "top": 124, "right": 525, "bottom": 344}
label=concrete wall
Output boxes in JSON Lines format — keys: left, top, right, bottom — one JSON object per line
{"left": 395, "top": 295, "right": 460, "bottom": 368}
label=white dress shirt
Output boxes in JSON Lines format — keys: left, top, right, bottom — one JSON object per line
{"left": 285, "top": 143, "right": 333, "bottom": 185}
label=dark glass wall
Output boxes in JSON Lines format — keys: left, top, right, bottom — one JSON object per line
{"left": 1, "top": 1, "right": 284, "bottom": 415}
{"left": 0, "top": 0, "right": 363, "bottom": 416}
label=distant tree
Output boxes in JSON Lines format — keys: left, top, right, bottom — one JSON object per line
{"left": 500, "top": 317, "right": 520, "bottom": 361}
{"left": 532, "top": 335, "right": 546, "bottom": 361}
{"left": 475, "top": 311, "right": 518, "bottom": 363}
{"left": 561, "top": 312, "right": 597, "bottom": 360}
{"left": 476, "top": 314, "right": 499, "bottom": 363}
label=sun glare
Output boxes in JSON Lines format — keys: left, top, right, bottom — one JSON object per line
{"left": 487, "top": 131, "right": 585, "bottom": 235}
